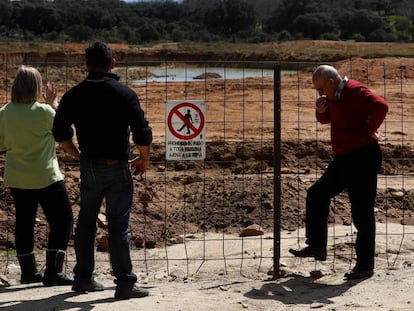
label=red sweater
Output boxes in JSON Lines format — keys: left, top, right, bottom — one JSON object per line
{"left": 316, "top": 79, "right": 389, "bottom": 156}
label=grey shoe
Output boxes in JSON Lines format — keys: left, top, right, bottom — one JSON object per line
{"left": 72, "top": 279, "right": 104, "bottom": 293}
{"left": 115, "top": 285, "right": 149, "bottom": 300}
{"left": 44, "top": 272, "right": 74, "bottom": 286}
{"left": 43, "top": 250, "right": 74, "bottom": 286}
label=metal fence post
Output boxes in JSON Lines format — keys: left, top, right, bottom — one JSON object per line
{"left": 273, "top": 64, "right": 281, "bottom": 279}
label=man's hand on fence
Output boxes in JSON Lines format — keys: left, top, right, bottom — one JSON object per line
{"left": 371, "top": 131, "right": 387, "bottom": 142}
{"left": 129, "top": 156, "right": 149, "bottom": 176}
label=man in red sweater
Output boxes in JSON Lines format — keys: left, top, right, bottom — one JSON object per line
{"left": 289, "top": 65, "right": 389, "bottom": 279}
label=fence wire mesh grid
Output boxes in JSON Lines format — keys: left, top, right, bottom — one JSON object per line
{"left": 0, "top": 58, "right": 413, "bottom": 283}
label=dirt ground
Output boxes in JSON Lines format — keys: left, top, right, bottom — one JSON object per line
{"left": 1, "top": 50, "right": 414, "bottom": 310}
{"left": 1, "top": 223, "right": 414, "bottom": 311}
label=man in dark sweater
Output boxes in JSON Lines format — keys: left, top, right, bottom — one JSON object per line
{"left": 289, "top": 65, "right": 388, "bottom": 280}
{"left": 53, "top": 42, "right": 152, "bottom": 299}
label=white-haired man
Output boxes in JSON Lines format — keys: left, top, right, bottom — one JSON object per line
{"left": 289, "top": 65, "right": 388, "bottom": 280}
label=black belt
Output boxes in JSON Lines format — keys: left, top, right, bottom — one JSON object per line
{"left": 105, "top": 160, "right": 121, "bottom": 165}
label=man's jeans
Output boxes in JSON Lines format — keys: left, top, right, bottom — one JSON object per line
{"left": 74, "top": 159, "right": 137, "bottom": 285}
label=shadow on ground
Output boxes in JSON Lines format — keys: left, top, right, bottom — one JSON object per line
{"left": 244, "top": 273, "right": 365, "bottom": 307}
{"left": 0, "top": 284, "right": 117, "bottom": 311}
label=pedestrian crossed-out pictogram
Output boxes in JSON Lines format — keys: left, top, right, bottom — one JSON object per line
{"left": 167, "top": 102, "right": 204, "bottom": 140}
{"left": 166, "top": 101, "right": 206, "bottom": 161}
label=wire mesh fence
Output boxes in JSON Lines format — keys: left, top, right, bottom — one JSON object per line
{"left": 0, "top": 57, "right": 413, "bottom": 283}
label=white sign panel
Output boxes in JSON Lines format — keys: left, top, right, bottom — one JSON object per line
{"left": 166, "top": 100, "right": 206, "bottom": 160}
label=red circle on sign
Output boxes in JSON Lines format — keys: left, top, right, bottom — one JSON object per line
{"left": 168, "top": 102, "right": 205, "bottom": 140}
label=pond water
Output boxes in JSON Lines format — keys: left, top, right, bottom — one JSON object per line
{"left": 134, "top": 66, "right": 280, "bottom": 83}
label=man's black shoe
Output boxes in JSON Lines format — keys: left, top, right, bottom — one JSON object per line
{"left": 72, "top": 279, "right": 104, "bottom": 293}
{"left": 344, "top": 267, "right": 374, "bottom": 280}
{"left": 289, "top": 246, "right": 327, "bottom": 261}
{"left": 21, "top": 272, "right": 44, "bottom": 284}
{"left": 115, "top": 285, "right": 149, "bottom": 300}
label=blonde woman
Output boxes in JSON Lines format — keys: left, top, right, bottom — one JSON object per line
{"left": 0, "top": 66, "right": 73, "bottom": 286}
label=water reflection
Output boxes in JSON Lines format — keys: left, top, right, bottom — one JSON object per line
{"left": 131, "top": 66, "right": 276, "bottom": 83}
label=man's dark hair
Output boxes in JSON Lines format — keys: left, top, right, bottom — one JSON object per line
{"left": 85, "top": 42, "right": 112, "bottom": 71}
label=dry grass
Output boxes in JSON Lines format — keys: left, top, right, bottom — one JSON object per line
{"left": 2, "top": 40, "right": 414, "bottom": 62}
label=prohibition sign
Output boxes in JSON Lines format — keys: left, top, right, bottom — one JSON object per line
{"left": 168, "top": 102, "right": 205, "bottom": 140}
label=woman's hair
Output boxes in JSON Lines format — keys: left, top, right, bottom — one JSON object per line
{"left": 11, "top": 65, "right": 43, "bottom": 103}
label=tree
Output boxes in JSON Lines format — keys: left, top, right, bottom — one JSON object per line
{"left": 291, "top": 13, "right": 337, "bottom": 39}
{"left": 0, "top": 0, "right": 12, "bottom": 28}
{"left": 338, "top": 9, "right": 389, "bottom": 40}
{"left": 203, "top": 0, "right": 256, "bottom": 37}
{"left": 368, "top": 28, "right": 397, "bottom": 42}
{"left": 263, "top": 0, "right": 308, "bottom": 33}
{"left": 66, "top": 24, "right": 94, "bottom": 42}
{"left": 391, "top": 15, "right": 413, "bottom": 41}
{"left": 137, "top": 21, "right": 161, "bottom": 43}
{"left": 0, "top": 0, "right": 413, "bottom": 43}
{"left": 370, "top": 0, "right": 395, "bottom": 16}
{"left": 15, "top": 3, "right": 62, "bottom": 35}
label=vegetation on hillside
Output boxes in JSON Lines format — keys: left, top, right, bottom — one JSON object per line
{"left": 0, "top": 0, "right": 413, "bottom": 44}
